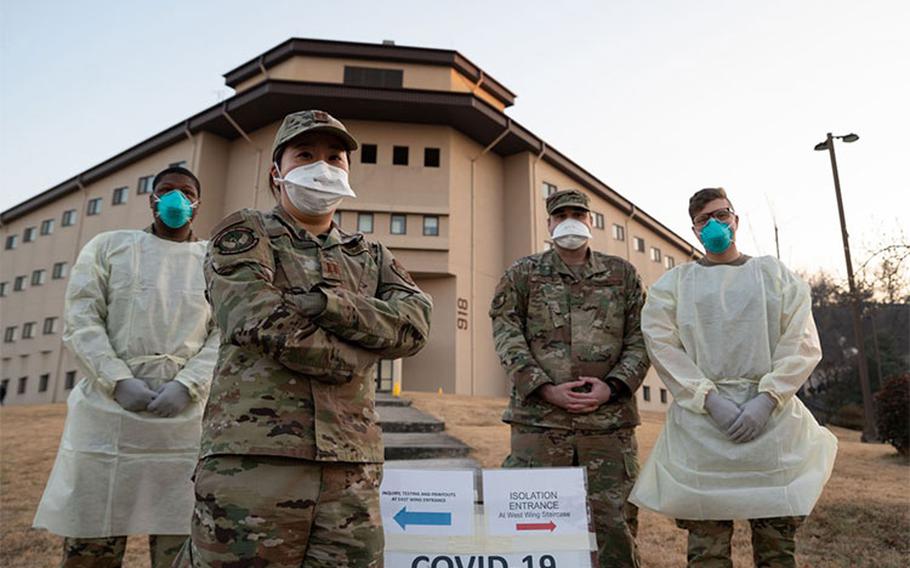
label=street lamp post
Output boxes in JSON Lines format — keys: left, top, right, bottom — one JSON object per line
{"left": 814, "top": 132, "right": 878, "bottom": 442}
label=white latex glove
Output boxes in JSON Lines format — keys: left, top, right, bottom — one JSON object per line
{"left": 727, "top": 393, "right": 777, "bottom": 443}
{"left": 147, "top": 381, "right": 192, "bottom": 418}
{"left": 704, "top": 391, "right": 742, "bottom": 431}
{"left": 113, "top": 378, "right": 157, "bottom": 412}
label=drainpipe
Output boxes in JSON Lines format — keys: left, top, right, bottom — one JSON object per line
{"left": 468, "top": 120, "right": 511, "bottom": 395}
{"left": 258, "top": 55, "right": 270, "bottom": 80}
{"left": 183, "top": 120, "right": 199, "bottom": 173}
{"left": 624, "top": 203, "right": 637, "bottom": 261}
{"left": 531, "top": 142, "right": 547, "bottom": 251}
{"left": 50, "top": 177, "right": 89, "bottom": 403}
{"left": 222, "top": 103, "right": 264, "bottom": 209}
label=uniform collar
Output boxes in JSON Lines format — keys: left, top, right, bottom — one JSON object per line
{"left": 271, "top": 205, "right": 360, "bottom": 249}
{"left": 543, "top": 247, "right": 608, "bottom": 281}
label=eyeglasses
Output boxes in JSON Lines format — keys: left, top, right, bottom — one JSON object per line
{"left": 692, "top": 207, "right": 735, "bottom": 227}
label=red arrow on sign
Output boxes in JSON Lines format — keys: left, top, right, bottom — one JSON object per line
{"left": 516, "top": 521, "right": 557, "bottom": 532}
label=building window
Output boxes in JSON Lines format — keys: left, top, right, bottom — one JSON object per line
{"left": 642, "top": 385, "right": 651, "bottom": 402}
{"left": 343, "top": 66, "right": 404, "bottom": 89}
{"left": 17, "top": 377, "right": 27, "bottom": 395}
{"left": 169, "top": 161, "right": 187, "bottom": 168}
{"left": 62, "top": 209, "right": 77, "bottom": 227}
{"left": 87, "top": 197, "right": 103, "bottom": 216}
{"left": 612, "top": 224, "right": 625, "bottom": 241}
{"left": 53, "top": 262, "right": 68, "bottom": 280}
{"left": 633, "top": 236, "right": 645, "bottom": 253}
{"left": 40, "top": 219, "right": 55, "bottom": 235}
{"left": 43, "top": 317, "right": 58, "bottom": 335}
{"left": 14, "top": 276, "right": 26, "bottom": 291}
{"left": 360, "top": 144, "right": 378, "bottom": 164}
{"left": 0, "top": 282, "right": 7, "bottom": 297}
{"left": 358, "top": 213, "right": 374, "bottom": 234}
{"left": 137, "top": 175, "right": 155, "bottom": 194}
{"left": 65, "top": 370, "right": 77, "bottom": 390}
{"left": 39, "top": 373, "right": 50, "bottom": 392}
{"left": 424, "top": 148, "right": 441, "bottom": 168}
{"left": 332, "top": 211, "right": 342, "bottom": 226}
{"left": 542, "top": 182, "right": 557, "bottom": 197}
{"left": 392, "top": 146, "right": 409, "bottom": 166}
{"left": 650, "top": 247, "right": 662, "bottom": 263}
{"left": 593, "top": 212, "right": 605, "bottom": 230}
{"left": 5, "top": 234, "right": 18, "bottom": 250}
{"left": 423, "top": 215, "right": 439, "bottom": 236}
{"left": 4, "top": 326, "right": 17, "bottom": 343}
{"left": 23, "top": 226, "right": 37, "bottom": 242}
{"left": 22, "top": 322, "right": 36, "bottom": 339}
{"left": 1, "top": 379, "right": 8, "bottom": 396}
{"left": 665, "top": 256, "right": 676, "bottom": 269}
{"left": 375, "top": 359, "right": 395, "bottom": 392}
{"left": 390, "top": 214, "right": 407, "bottom": 235}
{"left": 660, "top": 388, "right": 668, "bottom": 404}
{"left": 31, "top": 269, "right": 46, "bottom": 286}
{"left": 112, "top": 186, "right": 129, "bottom": 205}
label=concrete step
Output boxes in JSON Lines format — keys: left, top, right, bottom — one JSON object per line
{"left": 382, "top": 432, "right": 472, "bottom": 460}
{"left": 375, "top": 393, "right": 412, "bottom": 407}
{"left": 378, "top": 405, "right": 445, "bottom": 433}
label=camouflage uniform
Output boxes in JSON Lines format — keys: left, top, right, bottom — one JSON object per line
{"left": 61, "top": 534, "right": 185, "bottom": 567}
{"left": 175, "top": 110, "right": 432, "bottom": 567}
{"left": 676, "top": 517, "right": 804, "bottom": 568}
{"left": 489, "top": 190, "right": 649, "bottom": 568}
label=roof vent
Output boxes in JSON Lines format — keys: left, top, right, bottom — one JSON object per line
{"left": 382, "top": 39, "right": 396, "bottom": 46}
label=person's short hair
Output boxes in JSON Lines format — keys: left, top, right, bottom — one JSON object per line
{"left": 153, "top": 166, "right": 201, "bottom": 195}
{"left": 688, "top": 187, "right": 731, "bottom": 220}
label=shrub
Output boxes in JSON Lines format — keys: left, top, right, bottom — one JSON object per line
{"left": 874, "top": 373, "right": 909, "bottom": 457}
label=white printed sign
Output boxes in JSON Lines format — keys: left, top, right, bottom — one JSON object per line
{"left": 386, "top": 551, "right": 592, "bottom": 567}
{"left": 482, "top": 468, "right": 589, "bottom": 536}
{"left": 380, "top": 468, "right": 475, "bottom": 536}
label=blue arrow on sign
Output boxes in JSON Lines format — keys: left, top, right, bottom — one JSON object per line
{"left": 393, "top": 506, "right": 452, "bottom": 530}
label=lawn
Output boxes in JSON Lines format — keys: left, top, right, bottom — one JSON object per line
{"left": 1, "top": 394, "right": 907, "bottom": 567}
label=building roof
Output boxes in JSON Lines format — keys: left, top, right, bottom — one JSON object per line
{"left": 1, "top": 40, "right": 698, "bottom": 256}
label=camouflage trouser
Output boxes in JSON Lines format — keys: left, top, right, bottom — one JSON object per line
{"left": 61, "top": 534, "right": 186, "bottom": 568}
{"left": 675, "top": 516, "right": 805, "bottom": 567}
{"left": 503, "top": 425, "right": 640, "bottom": 568}
{"left": 172, "top": 454, "right": 384, "bottom": 567}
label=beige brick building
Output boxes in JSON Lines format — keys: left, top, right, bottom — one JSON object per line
{"left": 0, "top": 38, "right": 698, "bottom": 411}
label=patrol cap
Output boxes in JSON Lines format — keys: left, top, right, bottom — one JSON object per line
{"left": 271, "top": 110, "right": 359, "bottom": 162}
{"left": 546, "top": 189, "right": 591, "bottom": 215}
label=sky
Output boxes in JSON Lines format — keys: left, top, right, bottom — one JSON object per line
{"left": 1, "top": 0, "right": 908, "bottom": 280}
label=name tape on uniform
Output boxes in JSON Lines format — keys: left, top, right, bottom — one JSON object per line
{"left": 380, "top": 469, "right": 475, "bottom": 536}
{"left": 482, "top": 468, "right": 589, "bottom": 536}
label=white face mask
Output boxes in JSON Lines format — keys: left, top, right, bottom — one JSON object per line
{"left": 551, "top": 218, "right": 592, "bottom": 250}
{"left": 273, "top": 161, "right": 356, "bottom": 215}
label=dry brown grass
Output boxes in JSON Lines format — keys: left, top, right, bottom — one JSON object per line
{"left": 1, "top": 396, "right": 907, "bottom": 567}
{"left": 406, "top": 391, "right": 910, "bottom": 568}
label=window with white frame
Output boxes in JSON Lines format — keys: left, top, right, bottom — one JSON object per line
{"left": 650, "top": 247, "right": 662, "bottom": 263}
{"left": 137, "top": 176, "right": 154, "bottom": 194}
{"left": 357, "top": 213, "right": 374, "bottom": 234}
{"left": 390, "top": 214, "right": 407, "bottom": 235}
{"left": 4, "top": 326, "right": 17, "bottom": 343}
{"left": 642, "top": 385, "right": 651, "bottom": 401}
{"left": 423, "top": 215, "right": 439, "bottom": 236}
{"left": 53, "top": 262, "right": 68, "bottom": 279}
{"left": 87, "top": 198, "right": 102, "bottom": 216}
{"left": 5, "top": 234, "right": 18, "bottom": 249}
{"left": 23, "top": 226, "right": 37, "bottom": 242}
{"left": 612, "top": 224, "right": 625, "bottom": 241}
{"left": 13, "top": 276, "right": 26, "bottom": 291}
{"left": 633, "top": 236, "right": 645, "bottom": 252}
{"left": 112, "top": 186, "right": 128, "bottom": 205}
{"left": 542, "top": 182, "right": 557, "bottom": 197}
{"left": 593, "top": 212, "right": 605, "bottom": 230}
{"left": 0, "top": 282, "right": 7, "bottom": 297}
{"left": 40, "top": 219, "right": 54, "bottom": 235}
{"left": 22, "top": 322, "right": 36, "bottom": 339}
{"left": 39, "top": 373, "right": 50, "bottom": 392}
{"left": 62, "top": 209, "right": 77, "bottom": 226}
{"left": 43, "top": 317, "right": 58, "bottom": 335}
{"left": 31, "top": 269, "right": 46, "bottom": 286}
{"left": 665, "top": 256, "right": 676, "bottom": 269}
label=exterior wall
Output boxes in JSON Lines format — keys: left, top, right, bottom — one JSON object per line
{"left": 403, "top": 276, "right": 457, "bottom": 393}
{"left": 233, "top": 56, "right": 507, "bottom": 111}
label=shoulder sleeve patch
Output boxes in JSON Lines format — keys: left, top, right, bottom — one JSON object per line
{"left": 391, "top": 258, "right": 416, "bottom": 286}
{"left": 213, "top": 226, "right": 258, "bottom": 255}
